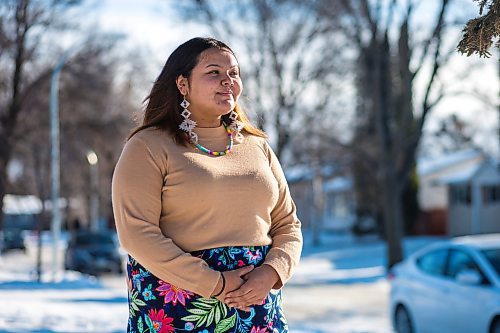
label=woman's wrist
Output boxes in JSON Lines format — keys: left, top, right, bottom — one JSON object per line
{"left": 262, "top": 264, "right": 280, "bottom": 286}
{"left": 212, "top": 272, "right": 225, "bottom": 297}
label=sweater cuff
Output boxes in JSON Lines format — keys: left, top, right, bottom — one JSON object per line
{"left": 201, "top": 269, "right": 223, "bottom": 298}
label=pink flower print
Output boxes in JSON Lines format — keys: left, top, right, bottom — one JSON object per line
{"left": 244, "top": 249, "right": 262, "bottom": 265}
{"left": 147, "top": 308, "right": 174, "bottom": 333}
{"left": 250, "top": 326, "right": 269, "bottom": 333}
{"left": 156, "top": 281, "right": 193, "bottom": 306}
{"left": 238, "top": 260, "right": 245, "bottom": 267}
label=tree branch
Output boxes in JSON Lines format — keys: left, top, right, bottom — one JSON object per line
{"left": 413, "top": 0, "right": 449, "bottom": 77}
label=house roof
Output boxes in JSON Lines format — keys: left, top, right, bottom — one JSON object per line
{"left": 417, "top": 148, "right": 484, "bottom": 176}
{"left": 323, "top": 177, "right": 352, "bottom": 192}
{"left": 439, "top": 159, "right": 500, "bottom": 184}
{"left": 437, "top": 163, "right": 482, "bottom": 184}
{"left": 3, "top": 195, "right": 43, "bottom": 215}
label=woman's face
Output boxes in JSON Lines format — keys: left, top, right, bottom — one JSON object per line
{"left": 177, "top": 48, "right": 242, "bottom": 126}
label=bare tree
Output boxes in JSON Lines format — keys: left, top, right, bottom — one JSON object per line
{"left": 0, "top": 0, "right": 82, "bottom": 240}
{"left": 314, "top": 0, "right": 455, "bottom": 266}
{"left": 9, "top": 35, "right": 139, "bottom": 230}
{"left": 178, "top": 0, "right": 348, "bottom": 161}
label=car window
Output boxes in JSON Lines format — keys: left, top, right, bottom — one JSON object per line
{"left": 74, "top": 233, "right": 115, "bottom": 246}
{"left": 481, "top": 248, "right": 500, "bottom": 277}
{"left": 446, "top": 250, "right": 477, "bottom": 275}
{"left": 416, "top": 249, "right": 448, "bottom": 276}
{"left": 446, "top": 249, "right": 490, "bottom": 285}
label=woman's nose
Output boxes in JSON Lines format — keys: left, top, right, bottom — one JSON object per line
{"left": 221, "top": 74, "right": 234, "bottom": 86}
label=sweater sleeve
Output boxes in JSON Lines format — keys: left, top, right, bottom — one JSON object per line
{"left": 262, "top": 142, "right": 303, "bottom": 289}
{"left": 111, "top": 135, "right": 221, "bottom": 298}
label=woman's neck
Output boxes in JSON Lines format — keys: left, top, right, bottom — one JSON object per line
{"left": 193, "top": 117, "right": 222, "bottom": 128}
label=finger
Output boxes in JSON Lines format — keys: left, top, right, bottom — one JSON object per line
{"left": 236, "top": 265, "right": 254, "bottom": 277}
{"left": 225, "top": 285, "right": 253, "bottom": 298}
{"left": 226, "top": 292, "right": 257, "bottom": 308}
{"left": 250, "top": 297, "right": 266, "bottom": 306}
{"left": 226, "top": 293, "right": 255, "bottom": 307}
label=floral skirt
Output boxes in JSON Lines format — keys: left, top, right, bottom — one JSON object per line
{"left": 126, "top": 245, "right": 288, "bottom": 333}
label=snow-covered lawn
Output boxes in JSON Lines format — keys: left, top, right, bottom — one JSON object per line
{"left": 0, "top": 233, "right": 442, "bottom": 333}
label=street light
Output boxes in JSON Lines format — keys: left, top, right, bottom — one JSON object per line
{"left": 86, "top": 150, "right": 99, "bottom": 232}
{"left": 50, "top": 45, "right": 80, "bottom": 280}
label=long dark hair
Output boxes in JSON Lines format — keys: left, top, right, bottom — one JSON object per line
{"left": 128, "top": 37, "right": 265, "bottom": 143}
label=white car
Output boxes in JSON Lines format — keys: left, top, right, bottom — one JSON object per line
{"left": 389, "top": 234, "right": 500, "bottom": 333}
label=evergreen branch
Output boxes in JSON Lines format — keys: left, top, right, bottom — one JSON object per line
{"left": 457, "top": 0, "right": 499, "bottom": 58}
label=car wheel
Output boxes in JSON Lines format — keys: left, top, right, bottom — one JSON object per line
{"left": 395, "top": 305, "right": 413, "bottom": 333}
{"left": 491, "top": 319, "right": 500, "bottom": 333}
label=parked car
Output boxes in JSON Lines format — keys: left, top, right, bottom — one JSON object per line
{"left": 2, "top": 228, "right": 26, "bottom": 252}
{"left": 389, "top": 233, "right": 500, "bottom": 333}
{"left": 64, "top": 230, "right": 123, "bottom": 275}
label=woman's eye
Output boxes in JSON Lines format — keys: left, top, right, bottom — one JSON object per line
{"left": 208, "top": 70, "right": 219, "bottom": 75}
{"left": 230, "top": 71, "right": 239, "bottom": 77}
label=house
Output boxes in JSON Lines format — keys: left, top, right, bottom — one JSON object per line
{"left": 286, "top": 165, "right": 356, "bottom": 233}
{"left": 322, "top": 177, "right": 356, "bottom": 232}
{"left": 444, "top": 160, "right": 500, "bottom": 236}
{"left": 2, "top": 194, "right": 42, "bottom": 231}
{"left": 286, "top": 148, "right": 497, "bottom": 237}
{"left": 416, "top": 148, "right": 486, "bottom": 234}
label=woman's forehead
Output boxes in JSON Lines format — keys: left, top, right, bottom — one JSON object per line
{"left": 196, "top": 48, "right": 239, "bottom": 68}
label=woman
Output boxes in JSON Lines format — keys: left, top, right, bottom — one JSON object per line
{"left": 112, "top": 37, "right": 302, "bottom": 333}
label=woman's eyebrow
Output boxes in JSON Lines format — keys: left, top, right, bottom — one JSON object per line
{"left": 205, "top": 64, "right": 239, "bottom": 69}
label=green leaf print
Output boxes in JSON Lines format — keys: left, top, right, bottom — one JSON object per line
{"left": 215, "top": 307, "right": 221, "bottom": 323}
{"left": 137, "top": 316, "right": 144, "bottom": 333}
{"left": 191, "top": 301, "right": 214, "bottom": 310}
{"left": 181, "top": 298, "right": 229, "bottom": 328}
{"left": 187, "top": 308, "right": 208, "bottom": 315}
{"left": 181, "top": 314, "right": 202, "bottom": 322}
{"left": 145, "top": 314, "right": 154, "bottom": 332}
{"left": 129, "top": 290, "right": 146, "bottom": 317}
{"left": 207, "top": 309, "right": 215, "bottom": 326}
{"left": 214, "top": 313, "right": 236, "bottom": 333}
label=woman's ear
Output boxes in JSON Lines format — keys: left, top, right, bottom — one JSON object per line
{"left": 176, "top": 75, "right": 189, "bottom": 96}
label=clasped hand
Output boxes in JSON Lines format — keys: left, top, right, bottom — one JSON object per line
{"left": 212, "top": 264, "right": 280, "bottom": 312}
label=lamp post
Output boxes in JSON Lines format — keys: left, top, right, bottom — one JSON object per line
{"left": 50, "top": 54, "right": 67, "bottom": 280}
{"left": 50, "top": 45, "right": 80, "bottom": 280}
{"left": 86, "top": 150, "right": 99, "bottom": 232}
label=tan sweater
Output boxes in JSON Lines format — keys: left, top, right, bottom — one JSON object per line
{"left": 111, "top": 125, "right": 302, "bottom": 298}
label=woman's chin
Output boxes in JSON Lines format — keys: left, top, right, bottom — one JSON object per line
{"left": 216, "top": 104, "right": 235, "bottom": 115}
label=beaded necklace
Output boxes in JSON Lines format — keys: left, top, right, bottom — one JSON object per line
{"left": 190, "top": 123, "right": 233, "bottom": 156}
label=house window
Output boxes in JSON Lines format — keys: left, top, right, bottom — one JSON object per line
{"left": 482, "top": 185, "right": 500, "bottom": 204}
{"left": 449, "top": 185, "right": 471, "bottom": 205}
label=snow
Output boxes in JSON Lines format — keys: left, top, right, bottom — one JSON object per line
{"left": 323, "top": 178, "right": 352, "bottom": 192}
{"left": 417, "top": 148, "right": 483, "bottom": 176}
{"left": 0, "top": 232, "right": 442, "bottom": 333}
{"left": 2, "top": 195, "right": 43, "bottom": 215}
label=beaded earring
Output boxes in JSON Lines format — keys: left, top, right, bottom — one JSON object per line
{"left": 228, "top": 109, "right": 244, "bottom": 140}
{"left": 178, "top": 96, "right": 198, "bottom": 143}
